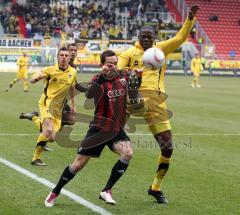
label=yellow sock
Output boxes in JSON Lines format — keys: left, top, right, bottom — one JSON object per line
{"left": 32, "top": 134, "right": 48, "bottom": 161}
{"left": 37, "top": 133, "right": 48, "bottom": 143}
{"left": 32, "top": 116, "right": 41, "bottom": 131}
{"left": 24, "top": 81, "right": 28, "bottom": 91}
{"left": 32, "top": 145, "right": 43, "bottom": 161}
{"left": 151, "top": 155, "right": 171, "bottom": 191}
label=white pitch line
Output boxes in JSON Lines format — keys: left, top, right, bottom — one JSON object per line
{"left": 0, "top": 156, "right": 111, "bottom": 215}
{"left": 0, "top": 133, "right": 240, "bottom": 136}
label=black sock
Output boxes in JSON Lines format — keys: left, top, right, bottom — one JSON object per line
{"left": 37, "top": 141, "right": 47, "bottom": 147}
{"left": 53, "top": 166, "right": 75, "bottom": 195}
{"left": 103, "top": 159, "right": 129, "bottom": 191}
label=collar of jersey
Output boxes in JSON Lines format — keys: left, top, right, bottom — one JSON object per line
{"left": 134, "top": 41, "right": 144, "bottom": 51}
{"left": 54, "top": 63, "right": 70, "bottom": 72}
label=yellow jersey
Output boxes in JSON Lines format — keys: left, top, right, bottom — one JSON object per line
{"left": 191, "top": 57, "right": 203, "bottom": 74}
{"left": 38, "top": 64, "right": 77, "bottom": 109}
{"left": 17, "top": 56, "right": 28, "bottom": 73}
{"left": 118, "top": 18, "right": 195, "bottom": 93}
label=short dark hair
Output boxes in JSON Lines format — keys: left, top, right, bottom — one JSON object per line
{"left": 67, "top": 43, "right": 77, "bottom": 49}
{"left": 139, "top": 25, "right": 155, "bottom": 35}
{"left": 100, "top": 50, "right": 116, "bottom": 65}
{"left": 57, "top": 46, "right": 69, "bottom": 56}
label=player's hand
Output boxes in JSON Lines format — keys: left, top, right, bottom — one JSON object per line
{"left": 102, "top": 63, "right": 118, "bottom": 80}
{"left": 188, "top": 4, "right": 200, "bottom": 20}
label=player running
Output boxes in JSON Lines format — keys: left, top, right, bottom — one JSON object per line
{"left": 44, "top": 50, "right": 142, "bottom": 207}
{"left": 6, "top": 51, "right": 29, "bottom": 92}
{"left": 30, "top": 46, "right": 77, "bottom": 166}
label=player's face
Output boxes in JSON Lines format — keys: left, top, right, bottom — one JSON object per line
{"left": 104, "top": 55, "right": 118, "bottom": 66}
{"left": 58, "top": 50, "right": 70, "bottom": 68}
{"left": 68, "top": 45, "right": 78, "bottom": 61}
{"left": 102, "top": 55, "right": 118, "bottom": 80}
{"left": 139, "top": 31, "right": 155, "bottom": 51}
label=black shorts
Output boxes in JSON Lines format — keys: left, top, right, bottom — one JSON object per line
{"left": 77, "top": 126, "right": 130, "bottom": 157}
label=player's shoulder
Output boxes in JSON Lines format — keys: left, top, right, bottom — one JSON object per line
{"left": 42, "top": 65, "right": 54, "bottom": 73}
{"left": 121, "top": 45, "right": 136, "bottom": 55}
{"left": 69, "top": 67, "right": 77, "bottom": 78}
{"left": 91, "top": 74, "right": 101, "bottom": 82}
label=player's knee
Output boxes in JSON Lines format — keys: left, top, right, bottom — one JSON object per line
{"left": 71, "top": 156, "right": 89, "bottom": 172}
{"left": 155, "top": 130, "right": 173, "bottom": 157}
{"left": 121, "top": 146, "right": 133, "bottom": 160}
{"left": 71, "top": 160, "right": 86, "bottom": 172}
{"left": 43, "top": 128, "right": 54, "bottom": 141}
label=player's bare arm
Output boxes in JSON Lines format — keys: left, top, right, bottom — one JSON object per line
{"left": 30, "top": 70, "right": 46, "bottom": 84}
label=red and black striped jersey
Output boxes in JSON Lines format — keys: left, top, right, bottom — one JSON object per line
{"left": 87, "top": 73, "right": 129, "bottom": 131}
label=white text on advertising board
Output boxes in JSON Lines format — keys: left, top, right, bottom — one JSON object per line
{"left": 0, "top": 39, "right": 33, "bottom": 47}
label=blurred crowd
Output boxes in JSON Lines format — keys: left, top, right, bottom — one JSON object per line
{"left": 0, "top": 0, "right": 181, "bottom": 40}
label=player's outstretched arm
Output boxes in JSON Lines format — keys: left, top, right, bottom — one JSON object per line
{"left": 158, "top": 4, "right": 200, "bottom": 56}
{"left": 30, "top": 71, "right": 46, "bottom": 83}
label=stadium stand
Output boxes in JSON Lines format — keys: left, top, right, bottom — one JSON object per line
{"left": 0, "top": 0, "right": 178, "bottom": 40}
{"left": 184, "top": 0, "right": 240, "bottom": 59}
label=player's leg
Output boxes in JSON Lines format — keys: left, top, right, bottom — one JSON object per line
{"left": 20, "top": 111, "right": 52, "bottom": 151}
{"left": 45, "top": 126, "right": 103, "bottom": 207}
{"left": 100, "top": 132, "right": 133, "bottom": 204}
{"left": 9, "top": 78, "right": 18, "bottom": 88}
{"left": 193, "top": 73, "right": 198, "bottom": 87}
{"left": 23, "top": 77, "right": 29, "bottom": 92}
{"left": 7, "top": 74, "right": 19, "bottom": 90}
{"left": 10, "top": 71, "right": 22, "bottom": 89}
{"left": 192, "top": 73, "right": 196, "bottom": 87}
{"left": 19, "top": 111, "right": 39, "bottom": 124}
{"left": 45, "top": 154, "right": 91, "bottom": 207}
{"left": 196, "top": 74, "right": 201, "bottom": 88}
{"left": 145, "top": 99, "right": 172, "bottom": 203}
{"left": 31, "top": 118, "right": 55, "bottom": 166}
{"left": 148, "top": 125, "right": 172, "bottom": 204}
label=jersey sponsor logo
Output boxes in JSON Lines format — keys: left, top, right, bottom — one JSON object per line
{"left": 107, "top": 89, "right": 125, "bottom": 99}
{"left": 119, "top": 78, "right": 127, "bottom": 86}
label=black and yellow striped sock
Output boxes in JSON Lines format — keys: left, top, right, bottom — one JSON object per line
{"left": 10, "top": 78, "right": 18, "bottom": 88}
{"left": 151, "top": 155, "right": 170, "bottom": 191}
{"left": 32, "top": 134, "right": 48, "bottom": 161}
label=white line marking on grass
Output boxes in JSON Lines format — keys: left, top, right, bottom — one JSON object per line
{"left": 0, "top": 156, "right": 111, "bottom": 215}
{"left": 0, "top": 133, "right": 240, "bottom": 136}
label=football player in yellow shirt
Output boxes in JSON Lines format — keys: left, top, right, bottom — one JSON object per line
{"left": 117, "top": 5, "right": 200, "bottom": 204}
{"left": 30, "top": 46, "right": 77, "bottom": 166}
{"left": 20, "top": 43, "right": 86, "bottom": 152}
{"left": 6, "top": 51, "right": 29, "bottom": 92}
{"left": 191, "top": 53, "right": 203, "bottom": 88}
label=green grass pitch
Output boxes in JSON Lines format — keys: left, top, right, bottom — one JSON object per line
{"left": 0, "top": 72, "right": 239, "bottom": 215}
